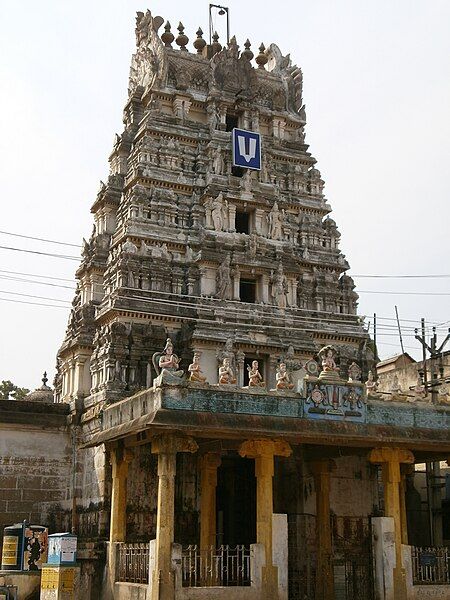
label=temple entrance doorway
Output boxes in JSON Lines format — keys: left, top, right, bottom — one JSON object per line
{"left": 216, "top": 455, "right": 256, "bottom": 547}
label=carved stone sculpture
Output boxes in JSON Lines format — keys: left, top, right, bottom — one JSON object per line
{"left": 365, "top": 370, "right": 378, "bottom": 394}
{"left": 188, "top": 352, "right": 207, "bottom": 383}
{"left": 152, "top": 338, "right": 184, "bottom": 386}
{"left": 212, "top": 148, "right": 224, "bottom": 175}
{"left": 267, "top": 202, "right": 284, "bottom": 240}
{"left": 211, "top": 192, "right": 228, "bottom": 232}
{"left": 318, "top": 345, "right": 340, "bottom": 379}
{"left": 271, "top": 263, "right": 288, "bottom": 308}
{"left": 276, "top": 362, "right": 294, "bottom": 390}
{"left": 247, "top": 360, "right": 265, "bottom": 387}
{"left": 348, "top": 362, "right": 362, "bottom": 382}
{"left": 216, "top": 254, "right": 233, "bottom": 299}
{"left": 218, "top": 357, "right": 237, "bottom": 385}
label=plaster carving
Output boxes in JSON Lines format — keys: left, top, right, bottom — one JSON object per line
{"left": 218, "top": 357, "right": 237, "bottom": 385}
{"left": 276, "top": 362, "right": 294, "bottom": 390}
{"left": 188, "top": 352, "right": 207, "bottom": 383}
{"left": 247, "top": 360, "right": 265, "bottom": 388}
{"left": 152, "top": 338, "right": 184, "bottom": 386}
{"left": 267, "top": 202, "right": 284, "bottom": 240}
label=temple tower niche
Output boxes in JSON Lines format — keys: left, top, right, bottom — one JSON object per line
{"left": 55, "top": 11, "right": 369, "bottom": 406}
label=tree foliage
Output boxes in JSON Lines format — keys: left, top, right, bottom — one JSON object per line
{"left": 0, "top": 380, "right": 30, "bottom": 400}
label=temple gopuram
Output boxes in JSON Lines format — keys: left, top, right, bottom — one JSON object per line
{"left": 1, "top": 9, "right": 449, "bottom": 600}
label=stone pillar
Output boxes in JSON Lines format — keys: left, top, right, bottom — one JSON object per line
{"left": 227, "top": 203, "right": 236, "bottom": 232}
{"left": 399, "top": 464, "right": 411, "bottom": 545}
{"left": 311, "top": 459, "right": 336, "bottom": 600}
{"left": 151, "top": 434, "right": 198, "bottom": 600}
{"left": 233, "top": 267, "right": 240, "bottom": 301}
{"left": 268, "top": 356, "right": 278, "bottom": 390}
{"left": 110, "top": 446, "right": 134, "bottom": 544}
{"left": 239, "top": 439, "right": 292, "bottom": 600}
{"left": 105, "top": 445, "right": 133, "bottom": 600}
{"left": 200, "top": 453, "right": 222, "bottom": 551}
{"left": 260, "top": 274, "right": 270, "bottom": 304}
{"left": 369, "top": 447, "right": 414, "bottom": 600}
{"left": 236, "top": 351, "right": 245, "bottom": 387}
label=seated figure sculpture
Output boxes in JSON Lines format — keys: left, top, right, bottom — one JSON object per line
{"left": 218, "top": 358, "right": 237, "bottom": 385}
{"left": 248, "top": 360, "right": 265, "bottom": 388}
{"left": 318, "top": 345, "right": 340, "bottom": 379}
{"left": 152, "top": 338, "right": 184, "bottom": 386}
{"left": 188, "top": 352, "right": 207, "bottom": 383}
{"left": 276, "top": 362, "right": 294, "bottom": 390}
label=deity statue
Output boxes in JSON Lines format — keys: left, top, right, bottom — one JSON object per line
{"left": 122, "top": 239, "right": 138, "bottom": 253}
{"left": 348, "top": 362, "right": 362, "bottom": 382}
{"left": 140, "top": 240, "right": 150, "bottom": 256}
{"left": 242, "top": 170, "right": 253, "bottom": 193}
{"left": 152, "top": 338, "right": 184, "bottom": 386}
{"left": 267, "top": 202, "right": 284, "bottom": 240}
{"left": 270, "top": 263, "right": 288, "bottom": 308}
{"left": 212, "top": 149, "right": 224, "bottom": 175}
{"left": 247, "top": 360, "right": 265, "bottom": 387}
{"left": 216, "top": 254, "right": 233, "bottom": 300}
{"left": 318, "top": 345, "right": 340, "bottom": 378}
{"left": 207, "top": 102, "right": 220, "bottom": 132}
{"left": 218, "top": 357, "right": 237, "bottom": 385}
{"left": 211, "top": 192, "right": 228, "bottom": 232}
{"left": 365, "top": 370, "right": 378, "bottom": 393}
{"left": 188, "top": 352, "right": 207, "bottom": 383}
{"left": 276, "top": 362, "right": 294, "bottom": 390}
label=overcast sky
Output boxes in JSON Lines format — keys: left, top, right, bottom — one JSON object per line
{"left": 0, "top": 0, "right": 449, "bottom": 391}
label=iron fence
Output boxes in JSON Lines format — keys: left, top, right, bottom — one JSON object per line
{"left": 412, "top": 546, "right": 450, "bottom": 585}
{"left": 181, "top": 545, "right": 251, "bottom": 587}
{"left": 117, "top": 542, "right": 150, "bottom": 584}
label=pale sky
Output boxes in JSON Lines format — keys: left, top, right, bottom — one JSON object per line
{"left": 0, "top": 1, "right": 449, "bottom": 390}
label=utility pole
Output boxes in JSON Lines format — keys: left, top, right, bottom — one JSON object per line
{"left": 395, "top": 305, "right": 405, "bottom": 354}
{"left": 415, "top": 320, "right": 449, "bottom": 546}
{"left": 414, "top": 320, "right": 450, "bottom": 404}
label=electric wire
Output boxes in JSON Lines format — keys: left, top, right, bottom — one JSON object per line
{"left": 0, "top": 230, "right": 80, "bottom": 248}
{"left": 0, "top": 275, "right": 76, "bottom": 290}
{"left": 0, "top": 245, "right": 80, "bottom": 261}
{"left": 0, "top": 298, "right": 70, "bottom": 309}
{"left": 0, "top": 269, "right": 75, "bottom": 282}
{"left": 0, "top": 290, "right": 71, "bottom": 305}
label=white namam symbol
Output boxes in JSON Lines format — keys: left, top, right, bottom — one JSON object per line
{"left": 237, "top": 134, "right": 257, "bottom": 163}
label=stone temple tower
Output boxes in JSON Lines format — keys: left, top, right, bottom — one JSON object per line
{"left": 55, "top": 11, "right": 370, "bottom": 405}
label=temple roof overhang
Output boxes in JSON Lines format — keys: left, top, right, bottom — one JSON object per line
{"left": 82, "top": 384, "right": 450, "bottom": 457}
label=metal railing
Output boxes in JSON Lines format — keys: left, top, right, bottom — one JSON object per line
{"left": 181, "top": 545, "right": 251, "bottom": 587}
{"left": 117, "top": 542, "right": 150, "bottom": 584}
{"left": 412, "top": 546, "right": 450, "bottom": 585}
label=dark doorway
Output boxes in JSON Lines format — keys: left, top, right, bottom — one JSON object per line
{"left": 240, "top": 278, "right": 256, "bottom": 303}
{"left": 235, "top": 211, "right": 250, "bottom": 234}
{"left": 231, "top": 166, "right": 245, "bottom": 177}
{"left": 226, "top": 113, "right": 239, "bottom": 132}
{"left": 217, "top": 455, "right": 256, "bottom": 547}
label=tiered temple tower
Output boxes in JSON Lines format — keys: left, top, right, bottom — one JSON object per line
{"left": 55, "top": 11, "right": 371, "bottom": 405}
{"left": 42, "top": 12, "right": 450, "bottom": 600}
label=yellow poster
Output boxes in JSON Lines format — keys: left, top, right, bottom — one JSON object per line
{"left": 1, "top": 536, "right": 18, "bottom": 565}
{"left": 41, "top": 567, "right": 59, "bottom": 590}
{"left": 61, "top": 568, "right": 75, "bottom": 592}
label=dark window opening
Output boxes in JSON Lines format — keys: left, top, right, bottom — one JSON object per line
{"left": 235, "top": 211, "right": 250, "bottom": 234}
{"left": 243, "top": 357, "right": 265, "bottom": 386}
{"left": 226, "top": 113, "right": 239, "bottom": 132}
{"left": 231, "top": 165, "right": 245, "bottom": 177}
{"left": 240, "top": 278, "right": 256, "bottom": 303}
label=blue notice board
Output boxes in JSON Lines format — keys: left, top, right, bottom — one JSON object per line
{"left": 232, "top": 128, "right": 261, "bottom": 170}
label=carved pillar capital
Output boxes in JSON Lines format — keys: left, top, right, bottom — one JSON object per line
{"left": 239, "top": 438, "right": 292, "bottom": 460}
{"left": 151, "top": 433, "right": 198, "bottom": 456}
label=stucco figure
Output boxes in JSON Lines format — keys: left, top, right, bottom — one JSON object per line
{"left": 218, "top": 358, "right": 237, "bottom": 385}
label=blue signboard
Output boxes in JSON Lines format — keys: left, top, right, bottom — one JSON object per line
{"left": 232, "top": 128, "right": 261, "bottom": 170}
